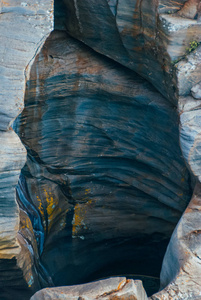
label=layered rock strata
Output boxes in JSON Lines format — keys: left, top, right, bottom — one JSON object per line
{"left": 0, "top": 0, "right": 53, "bottom": 299}
{"left": 63, "top": 0, "right": 201, "bottom": 103}
{"left": 1, "top": 0, "right": 201, "bottom": 299}
{"left": 15, "top": 29, "right": 192, "bottom": 297}
{"left": 59, "top": 0, "right": 201, "bottom": 298}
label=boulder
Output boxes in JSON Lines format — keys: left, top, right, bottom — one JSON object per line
{"left": 31, "top": 277, "right": 148, "bottom": 300}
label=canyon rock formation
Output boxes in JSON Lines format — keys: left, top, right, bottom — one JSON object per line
{"left": 1, "top": 0, "right": 201, "bottom": 299}
{"left": 0, "top": 0, "right": 53, "bottom": 299}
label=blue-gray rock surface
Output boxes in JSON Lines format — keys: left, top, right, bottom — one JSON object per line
{"left": 14, "top": 30, "right": 192, "bottom": 296}
{"left": 1, "top": 0, "right": 201, "bottom": 299}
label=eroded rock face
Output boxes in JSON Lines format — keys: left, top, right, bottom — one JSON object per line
{"left": 0, "top": 0, "right": 53, "bottom": 130}
{"left": 14, "top": 30, "right": 192, "bottom": 295}
{"left": 1, "top": 0, "right": 201, "bottom": 299}
{"left": 62, "top": 0, "right": 201, "bottom": 103}
{"left": 54, "top": 1, "right": 201, "bottom": 298}
{"left": 0, "top": 0, "right": 53, "bottom": 299}
{"left": 151, "top": 183, "right": 201, "bottom": 300}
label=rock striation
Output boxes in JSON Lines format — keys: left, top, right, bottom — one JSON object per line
{"left": 0, "top": 0, "right": 53, "bottom": 299}
{"left": 62, "top": 0, "right": 201, "bottom": 103}
{"left": 58, "top": 0, "right": 201, "bottom": 298}
{"left": 15, "top": 29, "right": 192, "bottom": 296}
{"left": 1, "top": 0, "right": 201, "bottom": 299}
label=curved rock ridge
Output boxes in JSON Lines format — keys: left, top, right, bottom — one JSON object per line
{"left": 14, "top": 30, "right": 192, "bottom": 297}
{"left": 0, "top": 0, "right": 53, "bottom": 299}
{"left": 151, "top": 182, "right": 201, "bottom": 300}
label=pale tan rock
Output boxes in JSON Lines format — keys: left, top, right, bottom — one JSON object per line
{"left": 31, "top": 277, "right": 148, "bottom": 300}
{"left": 177, "top": 0, "right": 200, "bottom": 19}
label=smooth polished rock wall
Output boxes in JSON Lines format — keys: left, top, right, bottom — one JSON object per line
{"left": 62, "top": 0, "right": 201, "bottom": 103}
{"left": 1, "top": 0, "right": 200, "bottom": 299}
{"left": 15, "top": 30, "right": 192, "bottom": 291}
{"left": 56, "top": 1, "right": 201, "bottom": 298}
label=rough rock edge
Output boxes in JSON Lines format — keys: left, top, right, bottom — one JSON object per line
{"left": 30, "top": 277, "right": 148, "bottom": 300}
{"left": 0, "top": 0, "right": 53, "bottom": 293}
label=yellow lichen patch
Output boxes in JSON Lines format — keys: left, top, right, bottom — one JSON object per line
{"left": 36, "top": 195, "right": 47, "bottom": 230}
{"left": 20, "top": 210, "right": 34, "bottom": 234}
{"left": 36, "top": 188, "right": 68, "bottom": 234}
{"left": 72, "top": 195, "right": 93, "bottom": 237}
{"left": 43, "top": 188, "right": 63, "bottom": 232}
{"left": 44, "top": 189, "right": 55, "bottom": 216}
{"left": 36, "top": 195, "right": 45, "bottom": 219}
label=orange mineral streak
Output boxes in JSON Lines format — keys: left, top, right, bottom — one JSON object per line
{"left": 1, "top": 1, "right": 10, "bottom": 7}
{"left": 117, "top": 278, "right": 127, "bottom": 290}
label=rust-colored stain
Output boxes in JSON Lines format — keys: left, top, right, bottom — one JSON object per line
{"left": 1, "top": 1, "right": 10, "bottom": 7}
{"left": 117, "top": 279, "right": 126, "bottom": 290}
{"left": 37, "top": 195, "right": 45, "bottom": 219}
{"left": 20, "top": 212, "right": 33, "bottom": 232}
{"left": 177, "top": 0, "right": 200, "bottom": 19}
{"left": 185, "top": 195, "right": 201, "bottom": 213}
